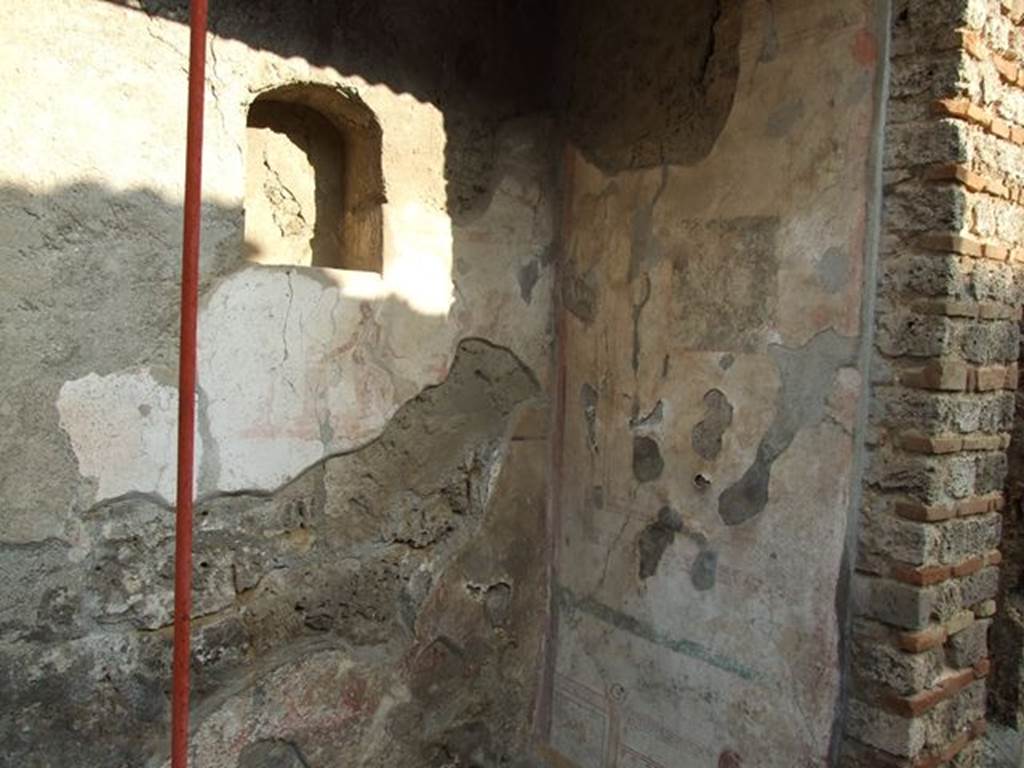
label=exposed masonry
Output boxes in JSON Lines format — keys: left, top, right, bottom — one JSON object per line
{"left": 841, "top": 1, "right": 1024, "bottom": 766}
{"left": 2, "top": 341, "right": 547, "bottom": 766}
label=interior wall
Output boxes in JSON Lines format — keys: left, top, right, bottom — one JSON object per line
{"left": 0, "top": 0, "right": 902, "bottom": 765}
{"left": 0, "top": 1, "right": 557, "bottom": 765}
{"left": 541, "top": 0, "right": 886, "bottom": 765}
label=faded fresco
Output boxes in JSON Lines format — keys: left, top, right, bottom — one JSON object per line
{"left": 544, "top": 0, "right": 882, "bottom": 764}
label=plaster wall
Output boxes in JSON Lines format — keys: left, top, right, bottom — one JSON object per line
{"left": 542, "top": 1, "right": 886, "bottom": 765}
{"left": 1, "top": 1, "right": 553, "bottom": 518}
{"left": 0, "top": 0, "right": 556, "bottom": 764}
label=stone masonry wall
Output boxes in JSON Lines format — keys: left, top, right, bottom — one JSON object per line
{"left": 842, "top": 1, "right": 1024, "bottom": 765}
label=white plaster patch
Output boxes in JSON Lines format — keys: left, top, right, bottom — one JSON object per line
{"left": 55, "top": 190, "right": 545, "bottom": 504}
{"left": 197, "top": 267, "right": 456, "bottom": 493}
{"left": 57, "top": 368, "right": 194, "bottom": 503}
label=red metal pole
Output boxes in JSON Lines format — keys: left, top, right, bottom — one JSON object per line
{"left": 172, "top": 1, "right": 207, "bottom": 766}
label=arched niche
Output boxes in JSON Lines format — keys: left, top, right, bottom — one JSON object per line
{"left": 244, "top": 83, "right": 384, "bottom": 272}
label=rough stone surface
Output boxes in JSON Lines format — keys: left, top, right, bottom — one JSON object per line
{"left": 847, "top": 0, "right": 1024, "bottom": 764}
{"left": 237, "top": 740, "right": 310, "bottom": 768}
{"left": 3, "top": 341, "right": 550, "bottom": 766}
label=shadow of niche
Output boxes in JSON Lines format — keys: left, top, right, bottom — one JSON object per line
{"left": 246, "top": 100, "right": 348, "bottom": 269}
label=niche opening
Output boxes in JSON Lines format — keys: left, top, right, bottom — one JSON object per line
{"left": 244, "top": 84, "right": 384, "bottom": 272}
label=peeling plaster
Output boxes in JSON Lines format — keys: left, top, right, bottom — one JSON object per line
{"left": 632, "top": 436, "right": 664, "bottom": 483}
{"left": 549, "top": 1, "right": 881, "bottom": 761}
{"left": 718, "top": 330, "right": 857, "bottom": 526}
{"left": 692, "top": 389, "right": 734, "bottom": 461}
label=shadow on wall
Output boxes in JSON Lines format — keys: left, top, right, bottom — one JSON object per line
{"left": 0, "top": 181, "right": 235, "bottom": 543}
{"left": 104, "top": 0, "right": 558, "bottom": 218}
{"left": 104, "top": 0, "right": 741, "bottom": 177}
{"left": 554, "top": 0, "right": 741, "bottom": 172}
